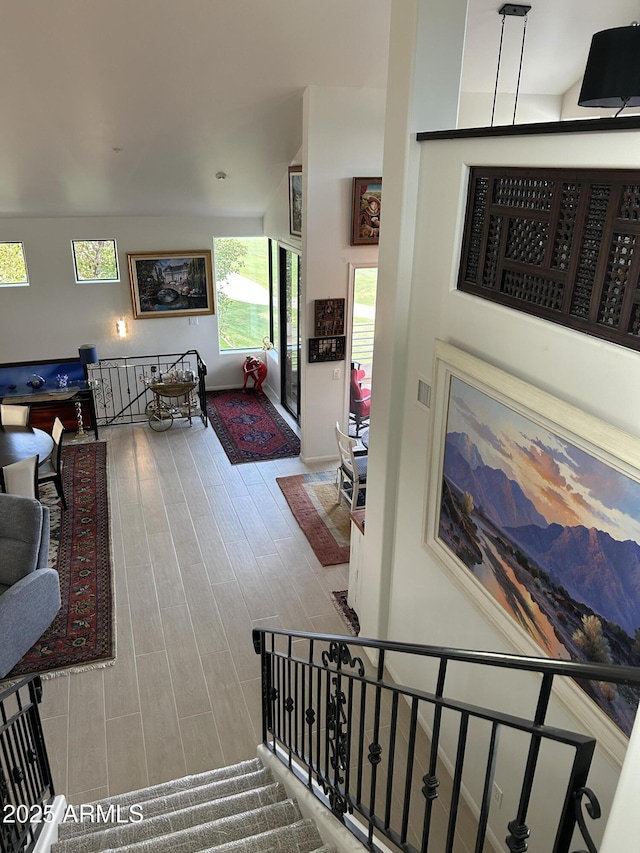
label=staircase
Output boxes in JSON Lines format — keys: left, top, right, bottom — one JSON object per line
{"left": 51, "top": 758, "right": 337, "bottom": 853}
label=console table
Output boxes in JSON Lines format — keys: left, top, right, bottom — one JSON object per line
{"left": 2, "top": 385, "right": 98, "bottom": 436}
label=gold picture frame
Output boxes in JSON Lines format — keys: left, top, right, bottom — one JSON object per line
{"left": 128, "top": 250, "right": 214, "bottom": 319}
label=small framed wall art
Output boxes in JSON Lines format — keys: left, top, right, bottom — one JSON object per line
{"left": 288, "top": 166, "right": 302, "bottom": 237}
{"left": 351, "top": 177, "right": 382, "bottom": 245}
{"left": 314, "top": 298, "right": 345, "bottom": 337}
{"left": 308, "top": 336, "right": 346, "bottom": 363}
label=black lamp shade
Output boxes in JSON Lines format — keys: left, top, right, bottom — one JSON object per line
{"left": 79, "top": 344, "right": 98, "bottom": 365}
{"left": 579, "top": 25, "right": 640, "bottom": 108}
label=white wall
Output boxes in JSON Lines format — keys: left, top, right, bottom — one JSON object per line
{"left": 364, "top": 125, "right": 640, "bottom": 849}
{"left": 0, "top": 214, "right": 263, "bottom": 388}
{"left": 299, "top": 86, "right": 385, "bottom": 461}
{"left": 459, "top": 92, "right": 562, "bottom": 127}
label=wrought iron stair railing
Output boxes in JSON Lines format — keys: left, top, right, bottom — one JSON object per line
{"left": 0, "top": 677, "right": 54, "bottom": 853}
{"left": 85, "top": 349, "right": 208, "bottom": 427}
{"left": 253, "top": 628, "right": 640, "bottom": 853}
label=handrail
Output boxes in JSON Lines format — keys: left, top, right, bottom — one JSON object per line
{"left": 86, "top": 349, "right": 208, "bottom": 427}
{"left": 253, "top": 627, "right": 640, "bottom": 853}
{"left": 0, "top": 676, "right": 55, "bottom": 853}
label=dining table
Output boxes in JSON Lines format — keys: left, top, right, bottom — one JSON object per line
{"left": 0, "top": 425, "right": 54, "bottom": 469}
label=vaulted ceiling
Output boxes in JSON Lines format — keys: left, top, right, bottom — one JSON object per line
{"left": 1, "top": 1, "right": 636, "bottom": 220}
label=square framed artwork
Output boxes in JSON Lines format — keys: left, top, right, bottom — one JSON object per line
{"left": 308, "top": 336, "right": 346, "bottom": 363}
{"left": 128, "top": 250, "right": 214, "bottom": 319}
{"left": 288, "top": 165, "right": 302, "bottom": 237}
{"left": 314, "top": 298, "right": 345, "bottom": 337}
{"left": 424, "top": 340, "right": 640, "bottom": 747}
{"left": 351, "top": 177, "right": 382, "bottom": 245}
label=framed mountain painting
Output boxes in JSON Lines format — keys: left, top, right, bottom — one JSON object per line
{"left": 424, "top": 340, "right": 640, "bottom": 740}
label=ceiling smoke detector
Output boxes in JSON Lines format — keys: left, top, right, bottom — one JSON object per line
{"left": 216, "top": 171, "right": 227, "bottom": 181}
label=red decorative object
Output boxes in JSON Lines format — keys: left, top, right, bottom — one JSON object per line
{"left": 242, "top": 356, "right": 267, "bottom": 393}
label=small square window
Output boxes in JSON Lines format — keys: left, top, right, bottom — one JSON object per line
{"left": 0, "top": 242, "right": 29, "bottom": 287}
{"left": 72, "top": 239, "right": 119, "bottom": 283}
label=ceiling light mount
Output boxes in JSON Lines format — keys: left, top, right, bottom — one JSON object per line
{"left": 498, "top": 4, "right": 531, "bottom": 17}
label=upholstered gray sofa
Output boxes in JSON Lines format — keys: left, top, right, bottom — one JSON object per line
{"left": 0, "top": 494, "right": 61, "bottom": 679}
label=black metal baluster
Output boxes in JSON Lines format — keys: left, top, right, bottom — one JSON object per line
{"left": 475, "top": 721, "right": 500, "bottom": 853}
{"left": 400, "top": 697, "right": 419, "bottom": 845}
{"left": 367, "top": 649, "right": 385, "bottom": 846}
{"left": 445, "top": 712, "right": 469, "bottom": 853}
{"left": 384, "top": 692, "right": 399, "bottom": 829}
{"left": 506, "top": 673, "right": 554, "bottom": 852}
{"left": 356, "top": 679, "right": 366, "bottom": 807}
{"left": 421, "top": 658, "right": 447, "bottom": 852}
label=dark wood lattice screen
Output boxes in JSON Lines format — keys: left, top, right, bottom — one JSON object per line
{"left": 458, "top": 167, "right": 640, "bottom": 351}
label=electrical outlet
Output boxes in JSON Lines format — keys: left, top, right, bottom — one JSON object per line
{"left": 332, "top": 368, "right": 341, "bottom": 380}
{"left": 492, "top": 782, "right": 503, "bottom": 809}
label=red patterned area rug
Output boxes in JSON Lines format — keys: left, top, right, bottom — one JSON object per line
{"left": 206, "top": 389, "right": 300, "bottom": 464}
{"left": 277, "top": 470, "right": 350, "bottom": 566}
{"left": 8, "top": 441, "right": 114, "bottom": 679}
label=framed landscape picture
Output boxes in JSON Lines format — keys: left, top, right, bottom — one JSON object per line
{"left": 288, "top": 166, "right": 302, "bottom": 237}
{"left": 424, "top": 341, "right": 640, "bottom": 743}
{"left": 351, "top": 177, "right": 382, "bottom": 245}
{"left": 128, "top": 250, "right": 214, "bottom": 319}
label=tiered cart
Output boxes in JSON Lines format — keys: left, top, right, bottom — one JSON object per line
{"left": 145, "top": 380, "right": 198, "bottom": 431}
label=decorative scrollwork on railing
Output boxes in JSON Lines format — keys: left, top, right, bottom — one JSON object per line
{"left": 321, "top": 641, "right": 365, "bottom": 676}
{"left": 285, "top": 696, "right": 295, "bottom": 713}
{"left": 506, "top": 818, "right": 530, "bottom": 853}
{"left": 316, "top": 770, "right": 350, "bottom": 821}
{"left": 571, "top": 787, "right": 601, "bottom": 853}
{"left": 305, "top": 707, "right": 316, "bottom": 726}
{"left": 368, "top": 742, "right": 382, "bottom": 766}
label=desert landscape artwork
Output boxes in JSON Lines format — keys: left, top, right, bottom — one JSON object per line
{"left": 438, "top": 375, "right": 640, "bottom": 735}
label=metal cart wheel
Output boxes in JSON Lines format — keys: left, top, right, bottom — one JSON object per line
{"left": 149, "top": 407, "right": 174, "bottom": 431}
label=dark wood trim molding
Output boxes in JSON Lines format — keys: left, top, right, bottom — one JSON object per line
{"left": 417, "top": 115, "right": 640, "bottom": 142}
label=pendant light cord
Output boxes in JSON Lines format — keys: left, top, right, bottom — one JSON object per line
{"left": 491, "top": 12, "right": 507, "bottom": 127}
{"left": 512, "top": 12, "right": 529, "bottom": 124}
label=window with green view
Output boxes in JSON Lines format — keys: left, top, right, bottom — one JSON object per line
{"left": 214, "top": 236, "right": 270, "bottom": 350}
{"left": 72, "top": 239, "right": 119, "bottom": 283}
{"left": 0, "top": 242, "right": 29, "bottom": 286}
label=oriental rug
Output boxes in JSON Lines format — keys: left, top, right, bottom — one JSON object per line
{"left": 206, "top": 389, "right": 300, "bottom": 464}
{"left": 8, "top": 441, "right": 114, "bottom": 679}
{"left": 276, "top": 470, "right": 351, "bottom": 566}
{"left": 330, "top": 590, "right": 360, "bottom": 637}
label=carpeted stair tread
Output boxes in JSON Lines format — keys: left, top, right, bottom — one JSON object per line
{"left": 52, "top": 784, "right": 288, "bottom": 853}
{"left": 201, "top": 818, "right": 335, "bottom": 852}
{"left": 56, "top": 759, "right": 265, "bottom": 841}
{"left": 76, "top": 800, "right": 303, "bottom": 853}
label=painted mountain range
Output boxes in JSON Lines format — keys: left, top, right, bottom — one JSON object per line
{"left": 444, "top": 431, "right": 640, "bottom": 635}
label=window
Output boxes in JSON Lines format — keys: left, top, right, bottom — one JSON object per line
{"left": 214, "top": 237, "right": 270, "bottom": 350}
{"left": 72, "top": 239, "right": 119, "bottom": 283}
{"left": 0, "top": 242, "right": 28, "bottom": 287}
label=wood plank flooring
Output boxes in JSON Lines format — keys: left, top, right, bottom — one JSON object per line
{"left": 39, "top": 419, "right": 349, "bottom": 803}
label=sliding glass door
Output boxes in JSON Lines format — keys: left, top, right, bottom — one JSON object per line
{"left": 280, "top": 247, "right": 300, "bottom": 422}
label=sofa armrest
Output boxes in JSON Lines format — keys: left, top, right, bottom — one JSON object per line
{"left": 0, "top": 569, "right": 61, "bottom": 679}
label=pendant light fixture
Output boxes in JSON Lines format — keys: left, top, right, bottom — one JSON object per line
{"left": 491, "top": 4, "right": 532, "bottom": 127}
{"left": 578, "top": 23, "right": 640, "bottom": 116}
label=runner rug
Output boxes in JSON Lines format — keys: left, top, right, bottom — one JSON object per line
{"left": 206, "top": 389, "right": 300, "bottom": 464}
{"left": 276, "top": 470, "right": 351, "bottom": 566}
{"left": 330, "top": 590, "right": 360, "bottom": 636}
{"left": 8, "top": 441, "right": 114, "bottom": 679}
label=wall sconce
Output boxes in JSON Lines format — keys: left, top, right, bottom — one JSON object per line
{"left": 116, "top": 318, "right": 127, "bottom": 338}
{"left": 578, "top": 23, "right": 640, "bottom": 116}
